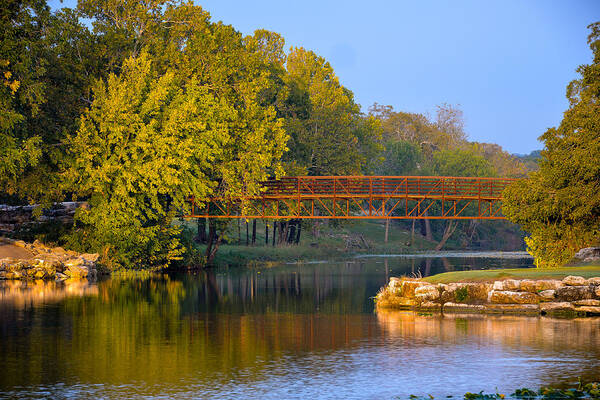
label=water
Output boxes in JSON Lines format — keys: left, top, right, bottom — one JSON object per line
{"left": 1, "top": 252, "right": 599, "bottom": 399}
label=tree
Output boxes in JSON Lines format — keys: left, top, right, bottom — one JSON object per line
{"left": 282, "top": 47, "right": 381, "bottom": 175}
{"left": 503, "top": 22, "right": 600, "bottom": 267}
{"left": 67, "top": 52, "right": 286, "bottom": 268}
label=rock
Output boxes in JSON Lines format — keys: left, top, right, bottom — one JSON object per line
{"left": 536, "top": 280, "right": 563, "bottom": 291}
{"left": 563, "top": 275, "right": 587, "bottom": 286}
{"left": 492, "top": 281, "right": 504, "bottom": 290}
{"left": 489, "top": 290, "right": 540, "bottom": 304}
{"left": 13, "top": 240, "right": 27, "bottom": 248}
{"left": 443, "top": 303, "right": 486, "bottom": 313}
{"left": 588, "top": 277, "right": 600, "bottom": 286}
{"left": 574, "top": 299, "right": 600, "bottom": 306}
{"left": 573, "top": 247, "right": 600, "bottom": 262}
{"left": 0, "top": 271, "right": 6, "bottom": 279}
{"left": 65, "top": 265, "right": 89, "bottom": 279}
{"left": 80, "top": 253, "right": 99, "bottom": 263}
{"left": 540, "top": 302, "right": 575, "bottom": 313}
{"left": 555, "top": 285, "right": 594, "bottom": 301}
{"left": 574, "top": 306, "right": 600, "bottom": 315}
{"left": 55, "top": 272, "right": 68, "bottom": 281}
{"left": 64, "top": 257, "right": 85, "bottom": 267}
{"left": 397, "top": 280, "right": 428, "bottom": 298}
{"left": 503, "top": 279, "right": 521, "bottom": 291}
{"left": 449, "top": 282, "right": 489, "bottom": 303}
{"left": 415, "top": 285, "right": 440, "bottom": 302}
{"left": 419, "top": 301, "right": 441, "bottom": 311}
{"left": 33, "top": 269, "right": 46, "bottom": 279}
{"left": 485, "top": 304, "right": 539, "bottom": 314}
{"left": 520, "top": 279, "right": 563, "bottom": 293}
{"left": 596, "top": 286, "right": 600, "bottom": 298}
{"left": 539, "top": 290, "right": 556, "bottom": 301}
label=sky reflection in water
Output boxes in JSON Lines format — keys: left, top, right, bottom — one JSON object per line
{"left": 1, "top": 254, "right": 599, "bottom": 399}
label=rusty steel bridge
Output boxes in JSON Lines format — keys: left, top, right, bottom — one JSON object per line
{"left": 185, "top": 176, "right": 516, "bottom": 220}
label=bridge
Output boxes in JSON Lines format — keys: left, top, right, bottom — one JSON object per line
{"left": 186, "top": 176, "right": 516, "bottom": 220}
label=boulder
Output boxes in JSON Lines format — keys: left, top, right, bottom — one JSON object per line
{"left": 64, "top": 257, "right": 85, "bottom": 267}
{"left": 448, "top": 282, "right": 489, "bottom": 303}
{"left": 574, "top": 306, "right": 600, "bottom": 315}
{"left": 414, "top": 285, "right": 440, "bottom": 302}
{"left": 492, "top": 281, "right": 504, "bottom": 290}
{"left": 443, "top": 303, "right": 486, "bottom": 313}
{"left": 555, "top": 285, "right": 593, "bottom": 301}
{"left": 55, "top": 272, "right": 68, "bottom": 281}
{"left": 540, "top": 302, "right": 575, "bottom": 313}
{"left": 563, "top": 275, "right": 587, "bottom": 286}
{"left": 538, "top": 290, "right": 556, "bottom": 301}
{"left": 574, "top": 299, "right": 600, "bottom": 306}
{"left": 519, "top": 280, "right": 537, "bottom": 293}
{"left": 588, "top": 277, "right": 600, "bottom": 286}
{"left": 503, "top": 279, "right": 521, "bottom": 291}
{"left": 573, "top": 247, "right": 600, "bottom": 262}
{"left": 596, "top": 286, "right": 600, "bottom": 298}
{"left": 489, "top": 290, "right": 540, "bottom": 304}
{"left": 485, "top": 304, "right": 539, "bottom": 314}
{"left": 419, "top": 301, "right": 441, "bottom": 311}
{"left": 398, "top": 280, "right": 428, "bottom": 298}
{"left": 65, "top": 265, "right": 89, "bottom": 279}
{"left": 534, "top": 280, "right": 563, "bottom": 291}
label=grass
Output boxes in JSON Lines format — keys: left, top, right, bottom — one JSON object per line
{"left": 181, "top": 219, "right": 439, "bottom": 266}
{"left": 423, "top": 265, "right": 600, "bottom": 284}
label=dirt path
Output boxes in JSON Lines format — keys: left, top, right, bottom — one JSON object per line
{"left": 0, "top": 244, "right": 34, "bottom": 259}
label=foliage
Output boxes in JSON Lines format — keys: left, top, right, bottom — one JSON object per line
{"left": 504, "top": 22, "right": 600, "bottom": 267}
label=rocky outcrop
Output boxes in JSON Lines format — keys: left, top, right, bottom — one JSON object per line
{"left": 0, "top": 238, "right": 99, "bottom": 281}
{"left": 375, "top": 275, "right": 600, "bottom": 317}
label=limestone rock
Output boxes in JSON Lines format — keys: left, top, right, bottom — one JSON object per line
{"left": 540, "top": 302, "right": 575, "bottom": 313}
{"left": 55, "top": 272, "right": 68, "bottom": 281}
{"left": 563, "top": 275, "right": 587, "bottom": 286}
{"left": 555, "top": 285, "right": 593, "bottom": 301}
{"left": 443, "top": 303, "right": 486, "bottom": 312}
{"left": 574, "top": 306, "right": 600, "bottom": 315}
{"left": 419, "top": 301, "right": 441, "bottom": 311}
{"left": 489, "top": 290, "right": 540, "bottom": 304}
{"left": 485, "top": 304, "right": 539, "bottom": 314}
{"left": 535, "top": 280, "right": 563, "bottom": 291}
{"left": 414, "top": 285, "right": 439, "bottom": 302}
{"left": 503, "top": 279, "right": 521, "bottom": 291}
{"left": 398, "top": 280, "right": 428, "bottom": 298}
{"left": 449, "top": 282, "right": 489, "bottom": 303}
{"left": 492, "top": 281, "right": 504, "bottom": 290}
{"left": 588, "top": 277, "right": 600, "bottom": 286}
{"left": 65, "top": 265, "right": 89, "bottom": 279}
{"left": 538, "top": 290, "right": 556, "bottom": 301}
{"left": 596, "top": 286, "right": 600, "bottom": 298}
{"left": 64, "top": 257, "right": 85, "bottom": 267}
{"left": 574, "top": 299, "right": 600, "bottom": 306}
{"left": 518, "top": 280, "right": 537, "bottom": 293}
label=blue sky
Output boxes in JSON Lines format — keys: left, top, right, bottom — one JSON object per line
{"left": 50, "top": 0, "right": 599, "bottom": 154}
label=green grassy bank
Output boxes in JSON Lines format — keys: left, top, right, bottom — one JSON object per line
{"left": 423, "top": 265, "right": 600, "bottom": 284}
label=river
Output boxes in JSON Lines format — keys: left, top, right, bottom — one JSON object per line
{"left": 1, "top": 252, "right": 599, "bottom": 399}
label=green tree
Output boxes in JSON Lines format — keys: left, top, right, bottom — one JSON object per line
{"left": 67, "top": 52, "right": 286, "bottom": 268}
{"left": 503, "top": 22, "right": 600, "bottom": 267}
{"left": 282, "top": 47, "right": 380, "bottom": 175}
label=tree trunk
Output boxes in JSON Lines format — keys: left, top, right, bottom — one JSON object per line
{"left": 237, "top": 218, "right": 241, "bottom": 244}
{"left": 251, "top": 220, "right": 256, "bottom": 245}
{"left": 265, "top": 222, "right": 269, "bottom": 245}
{"left": 420, "top": 211, "right": 433, "bottom": 240}
{"left": 205, "top": 219, "right": 222, "bottom": 265}
{"left": 411, "top": 219, "right": 416, "bottom": 246}
{"left": 272, "top": 222, "right": 277, "bottom": 246}
{"left": 196, "top": 218, "right": 207, "bottom": 244}
{"left": 246, "top": 221, "right": 249, "bottom": 246}
{"left": 288, "top": 221, "right": 296, "bottom": 244}
{"left": 384, "top": 219, "right": 390, "bottom": 243}
{"left": 295, "top": 220, "right": 302, "bottom": 244}
{"left": 435, "top": 221, "right": 458, "bottom": 251}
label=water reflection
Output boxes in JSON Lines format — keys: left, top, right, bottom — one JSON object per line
{"left": 2, "top": 256, "right": 598, "bottom": 399}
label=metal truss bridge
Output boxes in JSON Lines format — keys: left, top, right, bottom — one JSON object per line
{"left": 185, "top": 176, "right": 516, "bottom": 220}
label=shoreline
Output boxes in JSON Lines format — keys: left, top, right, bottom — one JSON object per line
{"left": 375, "top": 272, "right": 600, "bottom": 317}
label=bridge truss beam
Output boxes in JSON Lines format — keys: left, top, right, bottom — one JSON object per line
{"left": 184, "top": 176, "right": 516, "bottom": 220}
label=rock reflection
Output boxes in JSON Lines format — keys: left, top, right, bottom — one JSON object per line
{"left": 0, "top": 279, "right": 98, "bottom": 309}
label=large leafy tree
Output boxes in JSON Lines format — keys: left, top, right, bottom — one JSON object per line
{"left": 504, "top": 22, "right": 600, "bottom": 267}
{"left": 281, "top": 47, "right": 380, "bottom": 175}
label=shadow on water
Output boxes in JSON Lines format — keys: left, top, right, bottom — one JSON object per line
{"left": 4, "top": 253, "right": 597, "bottom": 399}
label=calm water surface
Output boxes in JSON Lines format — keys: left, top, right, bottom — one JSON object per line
{"left": 1, "top": 252, "right": 599, "bottom": 399}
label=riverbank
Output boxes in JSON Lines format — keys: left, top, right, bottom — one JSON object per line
{"left": 375, "top": 270, "right": 600, "bottom": 317}
{"left": 0, "top": 237, "right": 100, "bottom": 280}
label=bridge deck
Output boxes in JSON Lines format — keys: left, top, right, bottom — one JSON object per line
{"left": 186, "top": 176, "right": 516, "bottom": 220}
